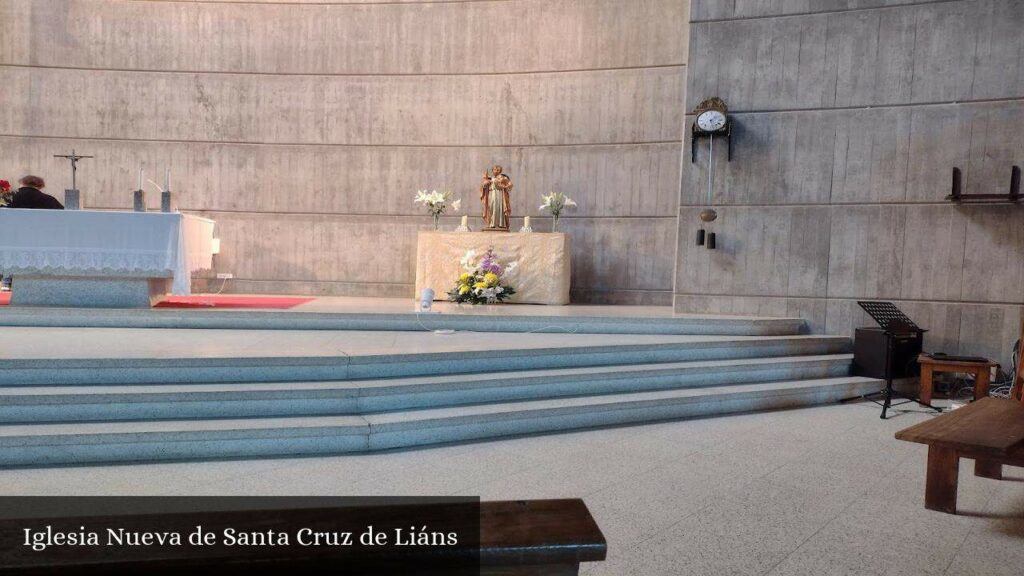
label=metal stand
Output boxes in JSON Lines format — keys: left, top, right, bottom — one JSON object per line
{"left": 841, "top": 331, "right": 943, "bottom": 419}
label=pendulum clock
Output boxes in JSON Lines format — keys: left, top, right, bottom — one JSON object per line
{"left": 690, "top": 97, "right": 732, "bottom": 250}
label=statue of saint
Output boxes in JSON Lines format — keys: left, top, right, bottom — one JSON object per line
{"left": 480, "top": 165, "right": 512, "bottom": 231}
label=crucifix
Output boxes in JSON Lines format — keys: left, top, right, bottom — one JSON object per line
{"left": 53, "top": 150, "right": 94, "bottom": 191}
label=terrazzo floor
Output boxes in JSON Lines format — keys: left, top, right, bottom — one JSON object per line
{"left": 1, "top": 403, "right": 1020, "bottom": 576}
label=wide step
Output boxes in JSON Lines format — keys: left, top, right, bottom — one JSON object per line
{"left": 0, "top": 307, "right": 806, "bottom": 336}
{"left": 0, "top": 377, "right": 880, "bottom": 467}
{"left": 0, "top": 335, "right": 850, "bottom": 386}
{"left": 0, "top": 355, "right": 855, "bottom": 423}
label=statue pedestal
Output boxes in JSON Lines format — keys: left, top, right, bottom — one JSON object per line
{"left": 415, "top": 231, "right": 571, "bottom": 305}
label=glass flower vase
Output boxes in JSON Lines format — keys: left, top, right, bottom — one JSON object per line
{"left": 433, "top": 213, "right": 441, "bottom": 230}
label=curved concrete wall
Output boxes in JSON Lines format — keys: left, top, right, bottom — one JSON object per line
{"left": 0, "top": 0, "right": 688, "bottom": 303}
{"left": 675, "top": 0, "right": 1024, "bottom": 364}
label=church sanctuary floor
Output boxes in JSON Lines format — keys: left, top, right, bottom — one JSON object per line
{"left": 0, "top": 295, "right": 804, "bottom": 335}
{"left": 1, "top": 403, "right": 1020, "bottom": 576}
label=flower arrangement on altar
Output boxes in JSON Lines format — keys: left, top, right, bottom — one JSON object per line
{"left": 0, "top": 180, "right": 12, "bottom": 207}
{"left": 414, "top": 189, "right": 461, "bottom": 230}
{"left": 539, "top": 192, "right": 577, "bottom": 232}
{"left": 448, "top": 248, "right": 517, "bottom": 304}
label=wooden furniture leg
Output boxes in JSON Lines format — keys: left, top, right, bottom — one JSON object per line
{"left": 975, "top": 458, "right": 1003, "bottom": 480}
{"left": 919, "top": 364, "right": 934, "bottom": 404}
{"left": 925, "top": 446, "right": 959, "bottom": 514}
{"left": 974, "top": 368, "right": 991, "bottom": 400}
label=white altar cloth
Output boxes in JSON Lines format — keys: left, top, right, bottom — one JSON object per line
{"left": 0, "top": 209, "right": 215, "bottom": 294}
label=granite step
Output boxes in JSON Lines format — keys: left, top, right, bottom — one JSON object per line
{"left": 0, "top": 335, "right": 850, "bottom": 386}
{"left": 0, "top": 307, "right": 805, "bottom": 336}
{"left": 0, "top": 376, "right": 881, "bottom": 467}
{"left": 0, "top": 354, "right": 854, "bottom": 423}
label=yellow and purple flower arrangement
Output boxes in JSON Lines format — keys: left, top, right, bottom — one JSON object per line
{"left": 448, "top": 248, "right": 517, "bottom": 304}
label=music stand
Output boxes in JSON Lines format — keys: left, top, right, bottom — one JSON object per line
{"left": 841, "top": 301, "right": 943, "bottom": 418}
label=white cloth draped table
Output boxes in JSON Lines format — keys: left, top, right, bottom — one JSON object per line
{"left": 0, "top": 209, "right": 215, "bottom": 295}
{"left": 415, "top": 231, "right": 571, "bottom": 305}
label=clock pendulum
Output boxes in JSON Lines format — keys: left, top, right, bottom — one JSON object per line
{"left": 690, "top": 97, "right": 732, "bottom": 250}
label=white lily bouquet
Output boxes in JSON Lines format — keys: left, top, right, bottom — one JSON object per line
{"left": 539, "top": 192, "right": 577, "bottom": 232}
{"left": 448, "top": 248, "right": 518, "bottom": 304}
{"left": 414, "top": 189, "right": 461, "bottom": 230}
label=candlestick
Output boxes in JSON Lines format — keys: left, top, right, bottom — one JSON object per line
{"left": 461, "top": 215, "right": 468, "bottom": 227}
{"left": 138, "top": 168, "right": 144, "bottom": 191}
{"left": 524, "top": 216, "right": 531, "bottom": 228}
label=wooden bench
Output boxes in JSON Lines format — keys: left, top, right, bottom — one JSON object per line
{"left": 896, "top": 337, "right": 1024, "bottom": 514}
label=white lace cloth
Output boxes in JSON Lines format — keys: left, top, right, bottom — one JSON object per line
{"left": 0, "top": 209, "right": 215, "bottom": 295}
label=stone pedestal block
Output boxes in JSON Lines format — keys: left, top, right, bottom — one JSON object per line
{"left": 161, "top": 191, "right": 176, "bottom": 213}
{"left": 64, "top": 189, "right": 82, "bottom": 210}
{"left": 10, "top": 275, "right": 171, "bottom": 308}
{"left": 133, "top": 190, "right": 147, "bottom": 212}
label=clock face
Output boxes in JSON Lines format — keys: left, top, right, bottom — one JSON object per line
{"left": 696, "top": 110, "right": 726, "bottom": 132}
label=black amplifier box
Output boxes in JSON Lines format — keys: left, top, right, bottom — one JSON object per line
{"left": 852, "top": 327, "right": 923, "bottom": 380}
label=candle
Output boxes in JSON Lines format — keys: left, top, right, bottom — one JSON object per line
{"left": 524, "top": 216, "right": 531, "bottom": 228}
{"left": 461, "top": 215, "right": 468, "bottom": 227}
{"left": 164, "top": 168, "right": 170, "bottom": 191}
{"left": 138, "top": 168, "right": 144, "bottom": 191}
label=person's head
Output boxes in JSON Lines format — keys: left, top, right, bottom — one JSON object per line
{"left": 19, "top": 175, "right": 45, "bottom": 190}
{"left": 491, "top": 165, "right": 503, "bottom": 177}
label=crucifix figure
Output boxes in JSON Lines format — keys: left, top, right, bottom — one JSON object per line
{"left": 53, "top": 150, "right": 94, "bottom": 191}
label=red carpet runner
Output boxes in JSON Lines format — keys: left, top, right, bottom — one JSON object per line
{"left": 0, "top": 293, "right": 313, "bottom": 309}
{"left": 155, "top": 295, "right": 315, "bottom": 309}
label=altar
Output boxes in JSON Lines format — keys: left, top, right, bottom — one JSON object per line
{"left": 415, "top": 231, "right": 571, "bottom": 305}
{"left": 0, "top": 209, "right": 215, "bottom": 308}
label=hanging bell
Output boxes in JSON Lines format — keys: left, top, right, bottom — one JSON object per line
{"left": 699, "top": 209, "right": 718, "bottom": 223}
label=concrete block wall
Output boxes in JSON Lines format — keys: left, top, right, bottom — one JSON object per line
{"left": 0, "top": 0, "right": 688, "bottom": 304}
{"left": 675, "top": 0, "right": 1024, "bottom": 365}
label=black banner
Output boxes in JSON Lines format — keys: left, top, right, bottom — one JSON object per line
{"left": 0, "top": 497, "right": 481, "bottom": 575}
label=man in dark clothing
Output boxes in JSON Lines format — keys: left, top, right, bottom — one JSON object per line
{"left": 8, "top": 175, "right": 63, "bottom": 210}
{"left": 2, "top": 175, "right": 62, "bottom": 290}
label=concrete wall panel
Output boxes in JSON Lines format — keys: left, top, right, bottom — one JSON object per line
{"left": 687, "top": 0, "right": 1023, "bottom": 111}
{"left": 0, "top": 137, "right": 681, "bottom": 218}
{"left": 1, "top": 65, "right": 684, "bottom": 146}
{"left": 691, "top": 0, "right": 923, "bottom": 21}
{"left": 825, "top": 205, "right": 905, "bottom": 299}
{"left": 681, "top": 101, "right": 1024, "bottom": 207}
{"left": 677, "top": 0, "right": 1024, "bottom": 365}
{"left": 3, "top": 0, "right": 687, "bottom": 74}
{"left": 675, "top": 206, "right": 829, "bottom": 298}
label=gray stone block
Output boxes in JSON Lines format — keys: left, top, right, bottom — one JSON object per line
{"left": 160, "top": 191, "right": 176, "bottom": 213}
{"left": 9, "top": 276, "right": 169, "bottom": 308}
{"left": 132, "top": 189, "right": 146, "bottom": 212}
{"left": 63, "top": 189, "right": 81, "bottom": 210}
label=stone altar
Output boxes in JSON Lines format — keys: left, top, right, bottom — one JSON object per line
{"left": 0, "top": 209, "right": 215, "bottom": 308}
{"left": 415, "top": 231, "right": 571, "bottom": 305}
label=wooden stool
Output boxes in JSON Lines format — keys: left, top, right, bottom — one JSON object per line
{"left": 917, "top": 354, "right": 997, "bottom": 404}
